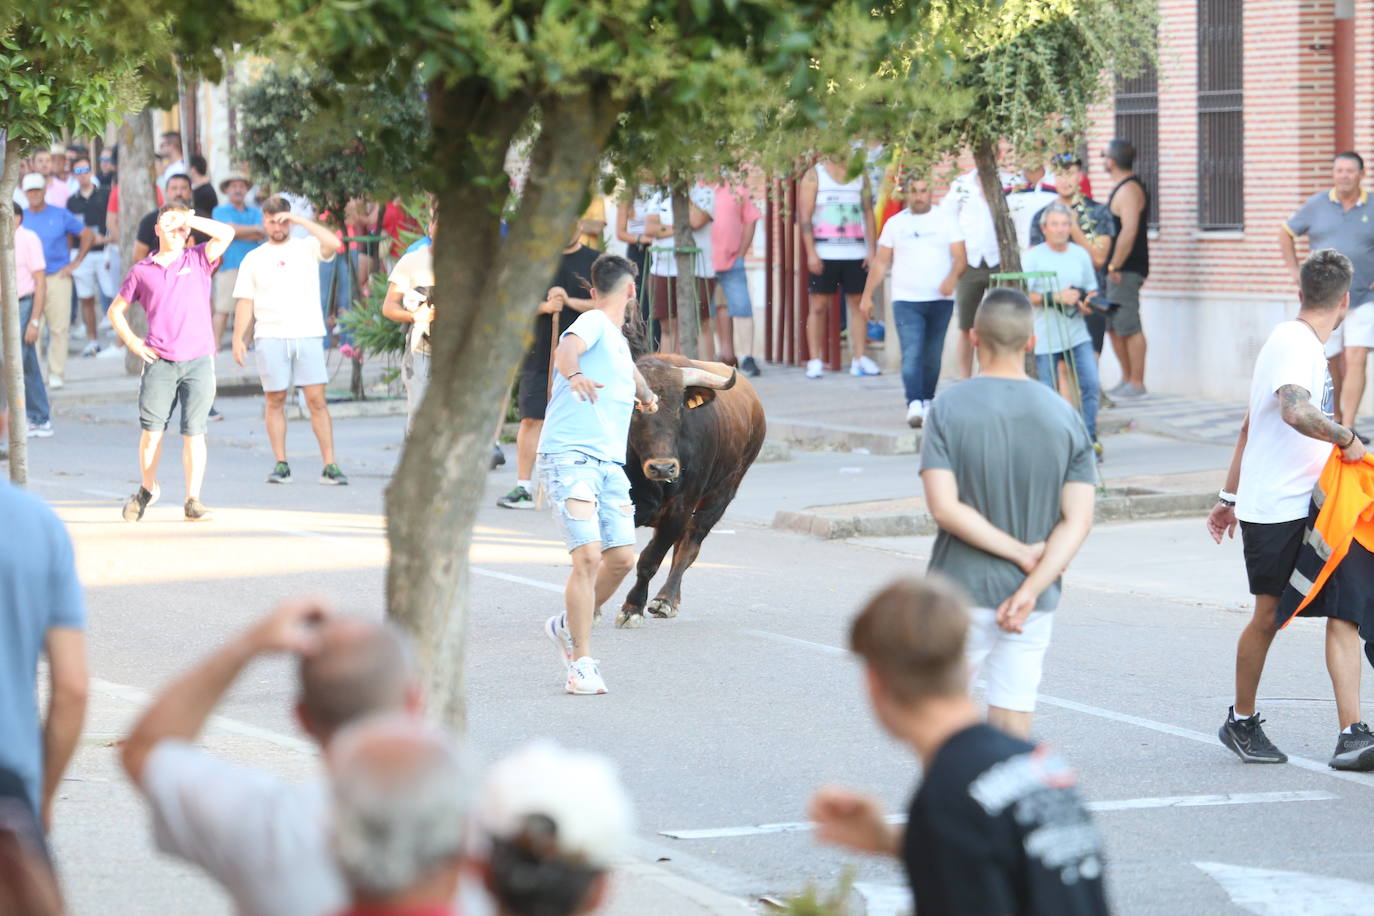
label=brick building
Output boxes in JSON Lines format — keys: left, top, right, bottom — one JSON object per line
{"left": 1083, "top": 0, "right": 1374, "bottom": 402}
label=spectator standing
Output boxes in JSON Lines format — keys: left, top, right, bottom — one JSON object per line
{"left": 578, "top": 194, "right": 606, "bottom": 250}
{"left": 798, "top": 155, "right": 880, "bottom": 379}
{"left": 187, "top": 155, "right": 218, "bottom": 218}
{"left": 615, "top": 185, "right": 658, "bottom": 283}
{"left": 382, "top": 214, "right": 437, "bottom": 431}
{"left": 940, "top": 167, "right": 1001, "bottom": 378}
{"left": 133, "top": 174, "right": 197, "bottom": 261}
{"left": 109, "top": 203, "right": 235, "bottom": 522}
{"left": 22, "top": 172, "right": 92, "bottom": 391}
{"left": 1005, "top": 160, "right": 1058, "bottom": 251}
{"left": 644, "top": 184, "right": 715, "bottom": 357}
{"left": 0, "top": 424, "right": 88, "bottom": 831}
{"left": 66, "top": 153, "right": 114, "bottom": 357}
{"left": 12, "top": 203, "right": 52, "bottom": 437}
{"left": 210, "top": 172, "right": 266, "bottom": 347}
{"left": 1103, "top": 138, "right": 1151, "bottom": 399}
{"left": 231, "top": 196, "right": 349, "bottom": 486}
{"left": 120, "top": 601, "right": 424, "bottom": 916}
{"left": 920, "top": 289, "right": 1096, "bottom": 737}
{"left": 97, "top": 147, "right": 117, "bottom": 185}
{"left": 1207, "top": 249, "right": 1374, "bottom": 770}
{"left": 809, "top": 577, "right": 1110, "bottom": 916}
{"left": 709, "top": 181, "right": 763, "bottom": 373}
{"left": 1281, "top": 152, "right": 1374, "bottom": 435}
{"left": 32, "top": 150, "right": 71, "bottom": 209}
{"left": 859, "top": 175, "right": 966, "bottom": 429}
{"left": 156, "top": 131, "right": 186, "bottom": 191}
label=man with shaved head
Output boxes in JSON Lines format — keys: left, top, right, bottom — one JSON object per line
{"left": 920, "top": 288, "right": 1097, "bottom": 737}
{"left": 121, "top": 600, "right": 422, "bottom": 916}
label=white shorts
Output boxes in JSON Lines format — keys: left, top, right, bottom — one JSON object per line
{"left": 70, "top": 248, "right": 101, "bottom": 298}
{"left": 1340, "top": 303, "right": 1374, "bottom": 351}
{"left": 96, "top": 246, "right": 120, "bottom": 298}
{"left": 255, "top": 337, "right": 328, "bottom": 392}
{"left": 965, "top": 606, "right": 1055, "bottom": 713}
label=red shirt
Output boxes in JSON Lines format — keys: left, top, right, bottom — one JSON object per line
{"left": 381, "top": 201, "right": 421, "bottom": 258}
{"left": 107, "top": 183, "right": 165, "bottom": 213}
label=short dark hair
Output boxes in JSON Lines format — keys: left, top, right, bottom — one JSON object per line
{"left": 12, "top": 202, "right": 21, "bottom": 219}
{"left": 189, "top": 154, "right": 208, "bottom": 176}
{"left": 65, "top": 144, "right": 88, "bottom": 157}
{"left": 591, "top": 253, "right": 637, "bottom": 294}
{"left": 1335, "top": 151, "right": 1365, "bottom": 171}
{"left": 973, "top": 287, "right": 1034, "bottom": 352}
{"left": 850, "top": 576, "right": 971, "bottom": 704}
{"left": 165, "top": 173, "right": 192, "bottom": 189}
{"left": 72, "top": 154, "right": 91, "bottom": 169}
{"left": 1105, "top": 138, "right": 1136, "bottom": 170}
{"left": 161, "top": 130, "right": 181, "bottom": 143}
{"left": 261, "top": 195, "right": 291, "bottom": 217}
{"left": 1051, "top": 152, "right": 1082, "bottom": 170}
{"left": 1301, "top": 249, "right": 1354, "bottom": 311}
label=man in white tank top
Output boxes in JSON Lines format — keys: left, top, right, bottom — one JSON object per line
{"left": 799, "top": 155, "right": 879, "bottom": 379}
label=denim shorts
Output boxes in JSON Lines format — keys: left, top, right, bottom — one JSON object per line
{"left": 715, "top": 258, "right": 753, "bottom": 318}
{"left": 139, "top": 355, "right": 216, "bottom": 435}
{"left": 539, "top": 452, "right": 637, "bottom": 552}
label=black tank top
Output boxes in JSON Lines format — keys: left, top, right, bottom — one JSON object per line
{"left": 1107, "top": 175, "right": 1149, "bottom": 277}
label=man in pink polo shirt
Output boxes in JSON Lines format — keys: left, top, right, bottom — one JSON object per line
{"left": 12, "top": 202, "right": 51, "bottom": 436}
{"left": 709, "top": 182, "right": 762, "bottom": 375}
{"left": 108, "top": 203, "right": 235, "bottom": 522}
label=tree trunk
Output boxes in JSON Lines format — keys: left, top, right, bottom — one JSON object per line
{"left": 118, "top": 110, "right": 158, "bottom": 376}
{"left": 973, "top": 138, "right": 1021, "bottom": 276}
{"left": 671, "top": 185, "right": 700, "bottom": 357}
{"left": 0, "top": 143, "right": 27, "bottom": 482}
{"left": 384, "top": 86, "right": 619, "bottom": 732}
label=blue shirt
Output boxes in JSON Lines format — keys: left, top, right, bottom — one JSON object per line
{"left": 0, "top": 481, "right": 86, "bottom": 812}
{"left": 1023, "top": 242, "right": 1098, "bottom": 356}
{"left": 212, "top": 202, "right": 264, "bottom": 270}
{"left": 538, "top": 310, "right": 637, "bottom": 464}
{"left": 22, "top": 204, "right": 85, "bottom": 274}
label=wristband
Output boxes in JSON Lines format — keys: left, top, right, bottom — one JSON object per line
{"left": 1218, "top": 490, "right": 1237, "bottom": 507}
{"left": 1344, "top": 429, "right": 1358, "bottom": 449}
{"left": 567, "top": 371, "right": 583, "bottom": 380}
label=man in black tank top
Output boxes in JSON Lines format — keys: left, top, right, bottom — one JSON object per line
{"left": 1104, "top": 138, "right": 1150, "bottom": 399}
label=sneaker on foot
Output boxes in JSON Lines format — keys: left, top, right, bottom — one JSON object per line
{"left": 1116, "top": 383, "right": 1148, "bottom": 399}
{"left": 122, "top": 484, "right": 160, "bottom": 522}
{"left": 850, "top": 354, "right": 881, "bottom": 377}
{"left": 1330, "top": 722, "right": 1374, "bottom": 771}
{"left": 184, "top": 497, "right": 214, "bottom": 521}
{"left": 81, "top": 342, "right": 101, "bottom": 358}
{"left": 545, "top": 614, "right": 573, "bottom": 674}
{"left": 490, "top": 443, "right": 507, "bottom": 470}
{"left": 47, "top": 375, "right": 63, "bottom": 390}
{"left": 267, "top": 461, "right": 292, "bottom": 484}
{"left": 1094, "top": 440, "right": 1105, "bottom": 464}
{"left": 209, "top": 405, "right": 224, "bottom": 421}
{"left": 566, "top": 656, "right": 607, "bottom": 695}
{"left": 906, "top": 400, "right": 925, "bottom": 429}
{"left": 26, "top": 422, "right": 53, "bottom": 438}
{"left": 319, "top": 463, "right": 349, "bottom": 485}
{"left": 740, "top": 355, "right": 761, "bottom": 377}
{"left": 497, "top": 485, "right": 535, "bottom": 509}
{"left": 1218, "top": 708, "right": 1287, "bottom": 763}
{"left": 805, "top": 358, "right": 824, "bottom": 380}
{"left": 96, "top": 344, "right": 123, "bottom": 359}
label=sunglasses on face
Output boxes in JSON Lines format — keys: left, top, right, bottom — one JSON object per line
{"left": 99, "top": 157, "right": 113, "bottom": 163}
{"left": 73, "top": 166, "right": 91, "bottom": 175}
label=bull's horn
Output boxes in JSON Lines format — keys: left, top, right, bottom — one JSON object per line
{"left": 678, "top": 366, "right": 736, "bottom": 390}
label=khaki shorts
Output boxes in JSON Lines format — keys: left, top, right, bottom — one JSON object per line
{"left": 955, "top": 264, "right": 994, "bottom": 331}
{"left": 1106, "top": 270, "right": 1145, "bottom": 337}
{"left": 213, "top": 269, "right": 239, "bottom": 316}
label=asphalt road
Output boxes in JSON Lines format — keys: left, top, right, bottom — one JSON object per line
{"left": 26, "top": 397, "right": 1374, "bottom": 915}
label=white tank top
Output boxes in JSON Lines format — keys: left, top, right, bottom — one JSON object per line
{"left": 812, "top": 163, "right": 866, "bottom": 260}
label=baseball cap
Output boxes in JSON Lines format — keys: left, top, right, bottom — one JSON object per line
{"left": 475, "top": 741, "right": 633, "bottom": 869}
{"left": 20, "top": 173, "right": 45, "bottom": 192}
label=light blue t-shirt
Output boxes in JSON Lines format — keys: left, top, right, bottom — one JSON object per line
{"left": 212, "top": 202, "right": 264, "bottom": 270}
{"left": 1024, "top": 242, "right": 1098, "bottom": 356}
{"left": 0, "top": 481, "right": 86, "bottom": 812}
{"left": 538, "top": 309, "right": 636, "bottom": 464}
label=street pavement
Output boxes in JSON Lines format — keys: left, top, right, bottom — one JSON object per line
{"left": 14, "top": 351, "right": 1374, "bottom": 915}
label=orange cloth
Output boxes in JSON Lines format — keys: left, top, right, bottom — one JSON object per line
{"left": 1283, "top": 448, "right": 1374, "bottom": 625}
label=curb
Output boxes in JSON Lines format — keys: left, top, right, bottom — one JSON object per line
{"left": 765, "top": 413, "right": 1132, "bottom": 456}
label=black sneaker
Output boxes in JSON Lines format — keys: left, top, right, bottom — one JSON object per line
{"left": 740, "top": 356, "right": 761, "bottom": 377}
{"left": 497, "top": 485, "right": 535, "bottom": 509}
{"left": 319, "top": 464, "right": 349, "bottom": 486}
{"left": 122, "top": 484, "right": 160, "bottom": 522}
{"left": 184, "top": 497, "right": 214, "bottom": 521}
{"left": 267, "top": 461, "right": 292, "bottom": 484}
{"left": 1330, "top": 722, "right": 1374, "bottom": 771}
{"left": 209, "top": 405, "right": 224, "bottom": 422}
{"left": 491, "top": 443, "right": 507, "bottom": 470}
{"left": 1219, "top": 708, "right": 1287, "bottom": 763}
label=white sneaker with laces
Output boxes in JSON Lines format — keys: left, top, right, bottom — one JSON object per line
{"left": 566, "top": 656, "right": 607, "bottom": 695}
{"left": 850, "top": 355, "right": 881, "bottom": 376}
{"left": 545, "top": 614, "right": 573, "bottom": 673}
{"left": 906, "top": 400, "right": 924, "bottom": 428}
{"left": 805, "top": 358, "right": 824, "bottom": 379}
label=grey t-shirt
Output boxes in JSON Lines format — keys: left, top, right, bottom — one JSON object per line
{"left": 920, "top": 377, "right": 1096, "bottom": 611}
{"left": 1286, "top": 190, "right": 1374, "bottom": 308}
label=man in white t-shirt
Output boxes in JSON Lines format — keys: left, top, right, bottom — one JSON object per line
{"left": 1208, "top": 248, "right": 1374, "bottom": 770}
{"left": 859, "top": 176, "right": 966, "bottom": 427}
{"left": 231, "top": 196, "right": 349, "bottom": 486}
{"left": 381, "top": 215, "right": 437, "bottom": 432}
{"left": 643, "top": 184, "right": 715, "bottom": 356}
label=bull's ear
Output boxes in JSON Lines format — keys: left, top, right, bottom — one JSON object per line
{"left": 684, "top": 388, "right": 719, "bottom": 409}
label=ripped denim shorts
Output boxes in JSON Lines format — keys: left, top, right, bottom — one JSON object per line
{"left": 538, "top": 452, "right": 637, "bottom": 552}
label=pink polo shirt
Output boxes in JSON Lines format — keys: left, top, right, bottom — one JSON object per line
{"left": 117, "top": 243, "right": 219, "bottom": 361}
{"left": 14, "top": 225, "right": 45, "bottom": 299}
{"left": 709, "top": 183, "right": 761, "bottom": 274}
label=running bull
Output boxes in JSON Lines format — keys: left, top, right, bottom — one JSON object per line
{"left": 614, "top": 354, "right": 766, "bottom": 628}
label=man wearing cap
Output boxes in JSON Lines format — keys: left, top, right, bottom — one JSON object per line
{"left": 211, "top": 172, "right": 265, "bottom": 347}
{"left": 21, "top": 172, "right": 92, "bottom": 391}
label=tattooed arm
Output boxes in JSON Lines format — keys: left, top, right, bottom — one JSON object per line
{"left": 1277, "top": 384, "right": 1367, "bottom": 461}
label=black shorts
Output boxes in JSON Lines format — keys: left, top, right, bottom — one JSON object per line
{"left": 1240, "top": 519, "right": 1305, "bottom": 597}
{"left": 517, "top": 367, "right": 550, "bottom": 421}
{"left": 809, "top": 258, "right": 866, "bottom": 296}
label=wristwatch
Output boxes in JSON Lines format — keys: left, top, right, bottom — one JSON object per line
{"left": 1218, "top": 490, "right": 1237, "bottom": 507}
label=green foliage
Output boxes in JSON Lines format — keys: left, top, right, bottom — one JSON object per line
{"left": 776, "top": 868, "right": 858, "bottom": 916}
{"left": 235, "top": 65, "right": 430, "bottom": 220}
{"left": 338, "top": 272, "right": 406, "bottom": 359}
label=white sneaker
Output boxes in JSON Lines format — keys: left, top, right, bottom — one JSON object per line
{"left": 26, "top": 422, "right": 53, "bottom": 438}
{"left": 96, "top": 345, "right": 123, "bottom": 359}
{"left": 48, "top": 375, "right": 64, "bottom": 390}
{"left": 850, "top": 355, "right": 881, "bottom": 377}
{"left": 805, "top": 358, "right": 824, "bottom": 379}
{"left": 81, "top": 342, "right": 101, "bottom": 358}
{"left": 545, "top": 614, "right": 573, "bottom": 673}
{"left": 906, "top": 400, "right": 925, "bottom": 428}
{"left": 566, "top": 656, "right": 607, "bottom": 695}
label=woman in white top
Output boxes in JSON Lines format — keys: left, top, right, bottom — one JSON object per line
{"left": 642, "top": 184, "right": 716, "bottom": 356}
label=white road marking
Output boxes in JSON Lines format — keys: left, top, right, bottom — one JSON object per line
{"left": 471, "top": 567, "right": 564, "bottom": 594}
{"left": 659, "top": 791, "right": 1338, "bottom": 840}
{"left": 1196, "top": 861, "right": 1374, "bottom": 915}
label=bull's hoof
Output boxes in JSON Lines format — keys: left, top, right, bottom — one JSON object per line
{"left": 616, "top": 609, "right": 644, "bottom": 629}
{"left": 647, "top": 598, "right": 678, "bottom": 618}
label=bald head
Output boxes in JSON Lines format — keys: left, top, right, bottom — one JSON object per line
{"left": 298, "top": 619, "right": 416, "bottom": 740}
{"left": 973, "top": 288, "right": 1034, "bottom": 353}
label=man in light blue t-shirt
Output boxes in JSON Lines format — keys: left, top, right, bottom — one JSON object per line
{"left": 1024, "top": 201, "right": 1102, "bottom": 452}
{"left": 538, "top": 254, "right": 659, "bottom": 697}
{"left": 210, "top": 173, "right": 265, "bottom": 346}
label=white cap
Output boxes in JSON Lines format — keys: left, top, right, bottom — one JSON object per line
{"left": 20, "top": 173, "right": 45, "bottom": 192}
{"left": 475, "top": 741, "right": 633, "bottom": 869}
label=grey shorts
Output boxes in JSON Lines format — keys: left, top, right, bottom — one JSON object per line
{"left": 955, "top": 264, "right": 994, "bottom": 331}
{"left": 139, "top": 355, "right": 216, "bottom": 435}
{"left": 1107, "top": 271, "right": 1145, "bottom": 337}
{"left": 255, "top": 336, "right": 328, "bottom": 392}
